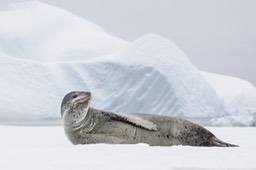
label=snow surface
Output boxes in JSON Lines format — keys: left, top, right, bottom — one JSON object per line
{"left": 0, "top": 2, "right": 256, "bottom": 126}
{"left": 0, "top": 125, "right": 255, "bottom": 170}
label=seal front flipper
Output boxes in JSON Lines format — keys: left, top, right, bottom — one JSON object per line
{"left": 102, "top": 111, "right": 159, "bottom": 131}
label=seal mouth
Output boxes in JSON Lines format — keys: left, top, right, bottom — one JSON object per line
{"left": 72, "top": 95, "right": 91, "bottom": 107}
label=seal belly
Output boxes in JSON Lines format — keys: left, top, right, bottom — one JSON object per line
{"left": 77, "top": 116, "right": 184, "bottom": 146}
{"left": 77, "top": 120, "right": 133, "bottom": 144}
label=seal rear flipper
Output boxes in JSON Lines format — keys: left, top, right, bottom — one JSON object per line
{"left": 201, "top": 137, "right": 239, "bottom": 147}
{"left": 104, "top": 111, "right": 159, "bottom": 131}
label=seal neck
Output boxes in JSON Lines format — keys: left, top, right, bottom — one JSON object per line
{"left": 71, "top": 107, "right": 96, "bottom": 132}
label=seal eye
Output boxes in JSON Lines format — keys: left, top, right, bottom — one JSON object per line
{"left": 73, "top": 94, "right": 78, "bottom": 98}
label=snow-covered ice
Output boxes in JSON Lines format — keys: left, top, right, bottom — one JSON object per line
{"left": 0, "top": 125, "right": 255, "bottom": 170}
{"left": 0, "top": 1, "right": 256, "bottom": 126}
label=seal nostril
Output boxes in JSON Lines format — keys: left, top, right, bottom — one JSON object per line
{"left": 73, "top": 95, "right": 78, "bottom": 98}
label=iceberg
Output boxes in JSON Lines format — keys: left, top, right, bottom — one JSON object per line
{"left": 88, "top": 34, "right": 226, "bottom": 118}
{"left": 201, "top": 72, "right": 256, "bottom": 126}
{"left": 0, "top": 1, "right": 128, "bottom": 62}
{"left": 0, "top": 2, "right": 255, "bottom": 126}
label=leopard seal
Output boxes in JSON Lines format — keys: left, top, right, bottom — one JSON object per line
{"left": 61, "top": 91, "right": 238, "bottom": 147}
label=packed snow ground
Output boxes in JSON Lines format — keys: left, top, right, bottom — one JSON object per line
{"left": 0, "top": 125, "right": 255, "bottom": 170}
{"left": 0, "top": 2, "right": 255, "bottom": 126}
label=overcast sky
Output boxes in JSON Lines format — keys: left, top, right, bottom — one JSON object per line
{"left": 1, "top": 0, "right": 255, "bottom": 85}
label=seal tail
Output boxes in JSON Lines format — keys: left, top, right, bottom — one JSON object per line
{"left": 209, "top": 137, "right": 238, "bottom": 147}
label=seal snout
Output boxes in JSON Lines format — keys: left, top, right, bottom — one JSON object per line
{"left": 73, "top": 91, "right": 92, "bottom": 104}
{"left": 80, "top": 91, "right": 91, "bottom": 101}
{"left": 84, "top": 92, "right": 91, "bottom": 98}
{"left": 71, "top": 91, "right": 91, "bottom": 100}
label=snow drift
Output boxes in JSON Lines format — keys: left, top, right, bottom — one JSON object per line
{"left": 0, "top": 2, "right": 255, "bottom": 126}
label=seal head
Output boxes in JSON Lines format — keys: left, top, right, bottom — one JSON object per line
{"left": 61, "top": 91, "right": 91, "bottom": 116}
{"left": 61, "top": 91, "right": 91, "bottom": 128}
